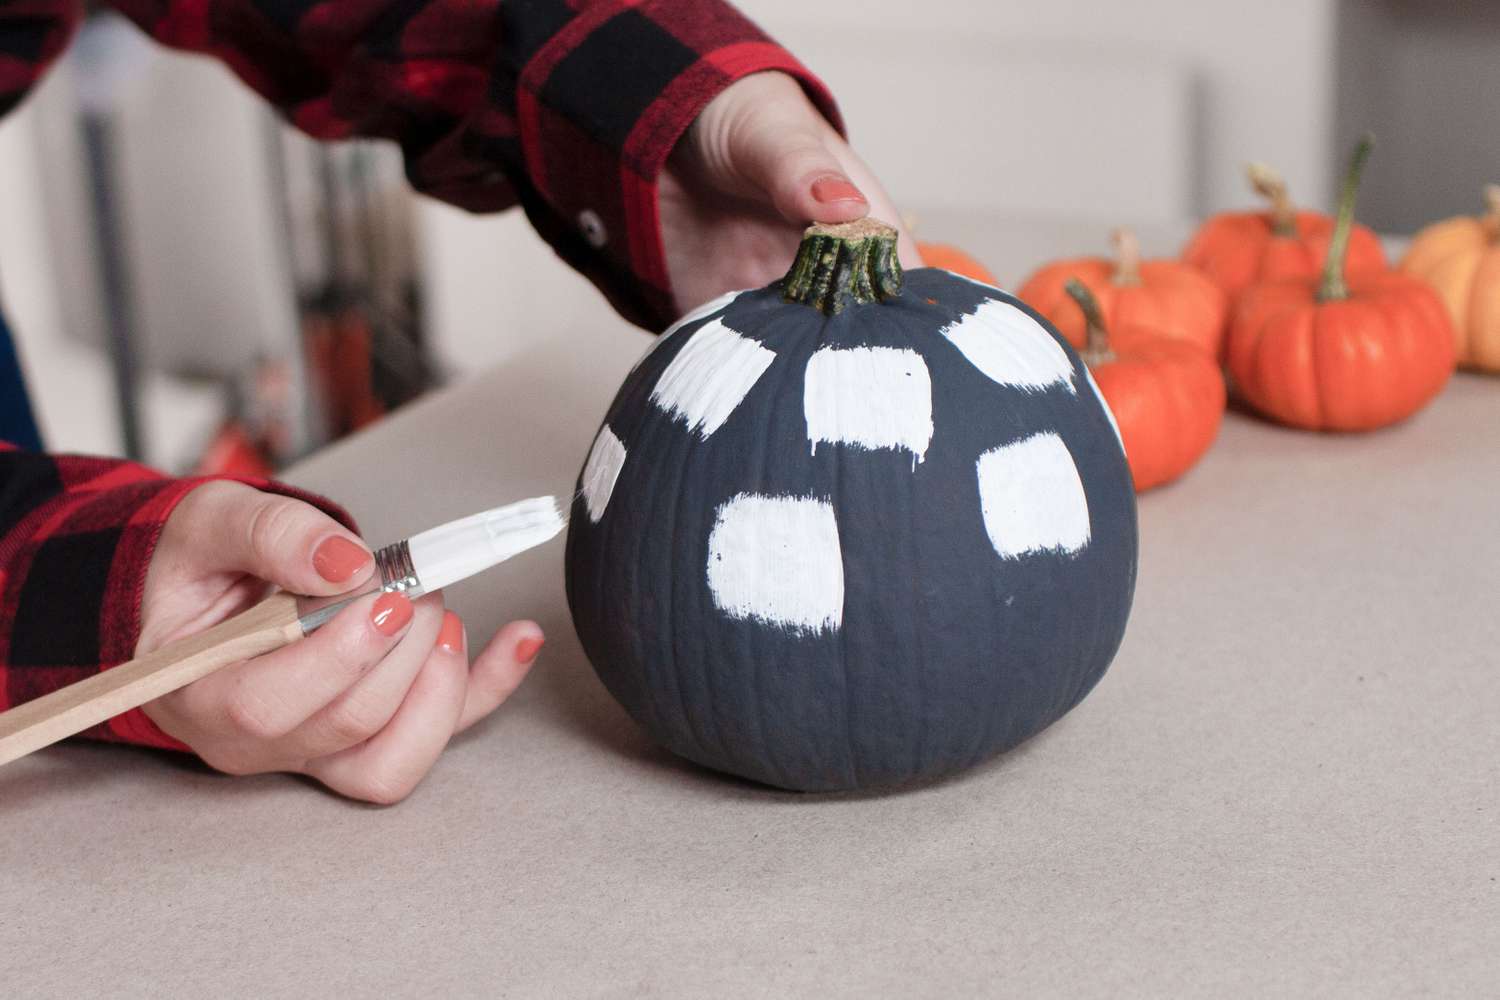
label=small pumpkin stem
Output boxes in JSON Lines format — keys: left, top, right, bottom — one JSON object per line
{"left": 1483, "top": 184, "right": 1500, "bottom": 243}
{"left": 1110, "top": 228, "right": 1143, "bottom": 287}
{"left": 1064, "top": 278, "right": 1116, "bottom": 365}
{"left": 1247, "top": 162, "right": 1298, "bottom": 236}
{"left": 782, "top": 219, "right": 904, "bottom": 314}
{"left": 1317, "top": 134, "right": 1374, "bottom": 304}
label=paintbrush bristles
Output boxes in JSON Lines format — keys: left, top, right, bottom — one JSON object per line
{"left": 481, "top": 496, "right": 567, "bottom": 541}
{"left": 404, "top": 495, "right": 567, "bottom": 594}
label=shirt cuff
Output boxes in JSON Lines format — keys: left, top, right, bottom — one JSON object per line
{"left": 512, "top": 2, "right": 843, "bottom": 328}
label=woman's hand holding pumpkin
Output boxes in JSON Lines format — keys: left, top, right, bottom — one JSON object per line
{"left": 138, "top": 481, "right": 544, "bottom": 804}
{"left": 660, "top": 70, "right": 922, "bottom": 315}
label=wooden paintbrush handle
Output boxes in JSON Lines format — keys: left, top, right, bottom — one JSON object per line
{"left": 0, "top": 592, "right": 304, "bottom": 767}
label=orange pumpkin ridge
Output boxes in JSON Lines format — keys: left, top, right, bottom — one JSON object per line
{"left": 1398, "top": 184, "right": 1500, "bottom": 372}
{"left": 1019, "top": 228, "right": 1228, "bottom": 360}
{"left": 1184, "top": 161, "right": 1387, "bottom": 306}
{"left": 1226, "top": 135, "right": 1456, "bottom": 432}
{"left": 1066, "top": 278, "right": 1225, "bottom": 492}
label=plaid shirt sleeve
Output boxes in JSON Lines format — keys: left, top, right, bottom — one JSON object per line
{"left": 0, "top": 0, "right": 841, "bottom": 330}
{"left": 0, "top": 443, "right": 356, "bottom": 751}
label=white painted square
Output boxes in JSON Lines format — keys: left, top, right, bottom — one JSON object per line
{"left": 580, "top": 425, "right": 627, "bottom": 523}
{"left": 976, "top": 432, "right": 1091, "bottom": 558}
{"left": 629, "top": 291, "right": 743, "bottom": 375}
{"left": 650, "top": 318, "right": 776, "bottom": 438}
{"left": 942, "top": 299, "right": 1077, "bottom": 392}
{"left": 707, "top": 493, "right": 844, "bottom": 634}
{"left": 803, "top": 346, "right": 933, "bottom": 463}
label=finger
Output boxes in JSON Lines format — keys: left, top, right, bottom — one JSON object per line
{"left": 172, "top": 480, "right": 373, "bottom": 596}
{"left": 732, "top": 117, "right": 869, "bottom": 226}
{"left": 202, "top": 591, "right": 416, "bottom": 742}
{"left": 279, "top": 594, "right": 446, "bottom": 759}
{"left": 693, "top": 73, "right": 869, "bottom": 226}
{"left": 305, "top": 640, "right": 469, "bottom": 805}
{"left": 455, "top": 620, "right": 544, "bottom": 734}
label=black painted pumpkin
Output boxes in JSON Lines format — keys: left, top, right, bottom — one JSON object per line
{"left": 566, "top": 220, "right": 1137, "bottom": 792}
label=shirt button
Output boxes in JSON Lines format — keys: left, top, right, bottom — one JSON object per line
{"left": 577, "top": 209, "right": 608, "bottom": 248}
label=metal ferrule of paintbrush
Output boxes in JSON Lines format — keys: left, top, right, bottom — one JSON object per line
{"left": 293, "top": 540, "right": 422, "bottom": 633}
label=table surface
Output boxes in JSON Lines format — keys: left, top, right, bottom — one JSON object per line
{"left": 4, "top": 221, "right": 1497, "bottom": 998}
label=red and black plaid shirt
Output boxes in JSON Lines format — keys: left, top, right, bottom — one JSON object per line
{"left": 0, "top": 0, "right": 839, "bottom": 750}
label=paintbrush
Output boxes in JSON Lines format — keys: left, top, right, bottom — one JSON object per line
{"left": 0, "top": 496, "right": 567, "bottom": 767}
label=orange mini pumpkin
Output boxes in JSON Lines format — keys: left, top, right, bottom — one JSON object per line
{"left": 1398, "top": 185, "right": 1500, "bottom": 372}
{"left": 1228, "top": 137, "right": 1455, "bottom": 431}
{"left": 1064, "top": 279, "right": 1224, "bottom": 492}
{"left": 1184, "top": 161, "right": 1387, "bottom": 303}
{"left": 1019, "top": 229, "right": 1228, "bottom": 359}
{"left": 918, "top": 242, "right": 999, "bottom": 285}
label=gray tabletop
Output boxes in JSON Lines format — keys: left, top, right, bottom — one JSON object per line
{"left": 4, "top": 245, "right": 1498, "bottom": 997}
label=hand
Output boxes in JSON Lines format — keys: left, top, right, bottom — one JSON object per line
{"left": 138, "top": 481, "right": 544, "bottom": 804}
{"left": 660, "top": 71, "right": 923, "bottom": 316}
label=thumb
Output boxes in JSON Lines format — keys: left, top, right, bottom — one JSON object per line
{"left": 178, "top": 481, "right": 374, "bottom": 596}
{"left": 692, "top": 73, "right": 869, "bottom": 225}
{"left": 734, "top": 124, "right": 869, "bottom": 226}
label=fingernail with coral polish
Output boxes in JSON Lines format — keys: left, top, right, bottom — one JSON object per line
{"left": 811, "top": 175, "right": 866, "bottom": 205}
{"left": 371, "top": 593, "right": 413, "bottom": 636}
{"left": 515, "top": 636, "right": 545, "bottom": 665}
{"left": 314, "top": 536, "right": 371, "bottom": 583}
{"left": 438, "top": 611, "right": 465, "bottom": 655}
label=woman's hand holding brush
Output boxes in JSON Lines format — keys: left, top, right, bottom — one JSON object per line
{"left": 136, "top": 482, "right": 544, "bottom": 804}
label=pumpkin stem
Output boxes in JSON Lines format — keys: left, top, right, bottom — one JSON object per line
{"left": 782, "top": 219, "right": 904, "bottom": 314}
{"left": 1247, "top": 162, "right": 1298, "bottom": 237}
{"left": 1483, "top": 184, "right": 1500, "bottom": 243}
{"left": 1317, "top": 134, "right": 1374, "bottom": 304}
{"left": 1110, "top": 228, "right": 1143, "bottom": 287}
{"left": 1064, "top": 278, "right": 1116, "bottom": 365}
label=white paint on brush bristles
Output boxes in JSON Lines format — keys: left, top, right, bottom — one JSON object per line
{"left": 942, "top": 299, "right": 1077, "bottom": 393}
{"left": 706, "top": 493, "right": 844, "bottom": 633}
{"left": 581, "top": 425, "right": 627, "bottom": 522}
{"left": 803, "top": 346, "right": 933, "bottom": 465}
{"left": 407, "top": 496, "right": 567, "bottom": 593}
{"left": 650, "top": 318, "right": 776, "bottom": 438}
{"left": 976, "top": 432, "right": 1091, "bottom": 559}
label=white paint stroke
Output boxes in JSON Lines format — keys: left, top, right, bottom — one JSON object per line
{"left": 976, "top": 432, "right": 1091, "bottom": 558}
{"left": 803, "top": 346, "right": 933, "bottom": 464}
{"left": 650, "top": 318, "right": 776, "bottom": 438}
{"left": 630, "top": 290, "right": 743, "bottom": 374}
{"left": 942, "top": 299, "right": 1077, "bottom": 393}
{"left": 707, "top": 493, "right": 844, "bottom": 633}
{"left": 1081, "top": 365, "right": 1124, "bottom": 452}
{"left": 580, "top": 425, "right": 627, "bottom": 522}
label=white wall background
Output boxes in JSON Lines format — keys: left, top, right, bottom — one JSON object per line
{"left": 743, "top": 0, "right": 1339, "bottom": 213}
{"left": 1336, "top": 0, "right": 1500, "bottom": 232}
